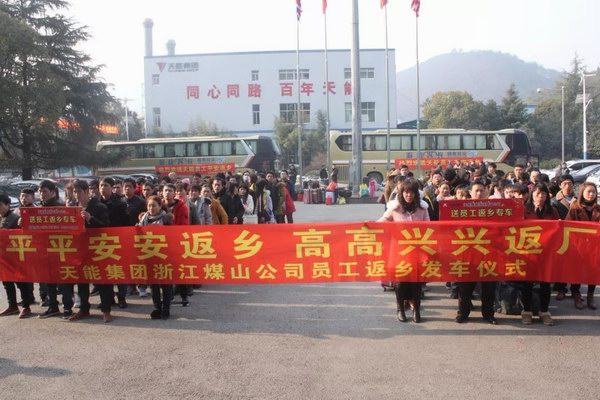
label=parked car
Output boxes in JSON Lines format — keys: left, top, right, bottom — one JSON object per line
{"left": 586, "top": 170, "right": 600, "bottom": 188}
{"left": 565, "top": 159, "right": 600, "bottom": 173}
{"left": 572, "top": 164, "right": 600, "bottom": 183}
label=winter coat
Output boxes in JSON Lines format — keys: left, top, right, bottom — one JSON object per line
{"left": 565, "top": 201, "right": 600, "bottom": 222}
{"left": 551, "top": 191, "right": 576, "bottom": 220}
{"left": 210, "top": 199, "right": 229, "bottom": 225}
{"left": 219, "top": 193, "right": 244, "bottom": 224}
{"left": 190, "top": 197, "right": 213, "bottom": 225}
{"left": 1, "top": 210, "right": 19, "bottom": 229}
{"left": 137, "top": 210, "right": 172, "bottom": 226}
{"left": 84, "top": 198, "right": 109, "bottom": 228}
{"left": 125, "top": 194, "right": 147, "bottom": 226}
{"left": 524, "top": 204, "right": 560, "bottom": 220}
{"left": 256, "top": 190, "right": 275, "bottom": 224}
{"left": 100, "top": 194, "right": 130, "bottom": 227}
{"left": 377, "top": 199, "right": 430, "bottom": 222}
{"left": 166, "top": 198, "right": 189, "bottom": 225}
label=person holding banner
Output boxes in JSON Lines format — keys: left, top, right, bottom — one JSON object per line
{"left": 565, "top": 182, "right": 600, "bottom": 310}
{"left": 455, "top": 181, "right": 498, "bottom": 325}
{"left": 137, "top": 195, "right": 174, "bottom": 319}
{"left": 0, "top": 193, "right": 35, "bottom": 319}
{"left": 521, "top": 183, "right": 559, "bottom": 326}
{"left": 68, "top": 180, "right": 113, "bottom": 323}
{"left": 378, "top": 178, "right": 429, "bottom": 323}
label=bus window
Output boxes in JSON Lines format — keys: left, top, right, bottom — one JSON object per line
{"left": 436, "top": 135, "right": 460, "bottom": 150}
{"left": 335, "top": 135, "right": 352, "bottom": 151}
{"left": 245, "top": 139, "right": 257, "bottom": 153}
{"left": 475, "top": 135, "right": 487, "bottom": 149}
{"left": 164, "top": 143, "right": 175, "bottom": 157}
{"left": 487, "top": 135, "right": 502, "bottom": 150}
{"left": 223, "top": 141, "right": 233, "bottom": 155}
{"left": 210, "top": 142, "right": 224, "bottom": 156}
{"left": 419, "top": 135, "right": 436, "bottom": 150}
{"left": 187, "top": 143, "right": 200, "bottom": 157}
{"left": 362, "top": 135, "right": 386, "bottom": 151}
{"left": 200, "top": 142, "right": 209, "bottom": 156}
{"left": 144, "top": 144, "right": 163, "bottom": 158}
{"left": 134, "top": 145, "right": 144, "bottom": 158}
{"left": 234, "top": 141, "right": 247, "bottom": 155}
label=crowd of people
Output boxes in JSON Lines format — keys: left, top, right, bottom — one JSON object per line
{"left": 0, "top": 169, "right": 297, "bottom": 323}
{"left": 378, "top": 161, "right": 599, "bottom": 325}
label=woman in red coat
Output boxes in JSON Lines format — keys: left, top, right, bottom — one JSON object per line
{"left": 522, "top": 183, "right": 559, "bottom": 326}
{"left": 565, "top": 182, "right": 600, "bottom": 310}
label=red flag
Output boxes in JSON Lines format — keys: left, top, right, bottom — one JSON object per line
{"left": 380, "top": 0, "right": 388, "bottom": 8}
{"left": 296, "top": 0, "right": 302, "bottom": 20}
{"left": 323, "top": 0, "right": 327, "bottom": 13}
{"left": 411, "top": 0, "right": 420, "bottom": 16}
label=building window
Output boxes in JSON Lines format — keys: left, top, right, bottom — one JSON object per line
{"left": 361, "top": 102, "right": 375, "bottom": 122}
{"left": 251, "top": 70, "right": 259, "bottom": 81}
{"left": 278, "top": 69, "right": 309, "bottom": 80}
{"left": 152, "top": 74, "right": 160, "bottom": 85}
{"left": 252, "top": 104, "right": 260, "bottom": 125}
{"left": 152, "top": 107, "right": 161, "bottom": 128}
{"left": 280, "top": 103, "right": 310, "bottom": 124}
{"left": 345, "top": 102, "right": 352, "bottom": 123}
{"left": 344, "top": 67, "right": 375, "bottom": 80}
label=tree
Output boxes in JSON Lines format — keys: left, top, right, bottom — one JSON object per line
{"left": 186, "top": 117, "right": 228, "bottom": 137}
{"left": 500, "top": 84, "right": 528, "bottom": 128}
{"left": 422, "top": 91, "right": 484, "bottom": 129}
{"left": 479, "top": 100, "right": 503, "bottom": 130}
{"left": 0, "top": 0, "right": 119, "bottom": 179}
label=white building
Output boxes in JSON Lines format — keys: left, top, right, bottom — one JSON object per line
{"left": 143, "top": 19, "right": 396, "bottom": 137}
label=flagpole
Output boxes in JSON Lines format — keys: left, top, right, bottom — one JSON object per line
{"left": 296, "top": 16, "right": 303, "bottom": 177}
{"left": 384, "top": 3, "right": 391, "bottom": 171}
{"left": 324, "top": 8, "right": 331, "bottom": 171}
{"left": 415, "top": 13, "right": 421, "bottom": 178}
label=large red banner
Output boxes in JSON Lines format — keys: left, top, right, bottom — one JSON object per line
{"left": 439, "top": 199, "right": 524, "bottom": 222}
{"left": 0, "top": 221, "right": 599, "bottom": 285}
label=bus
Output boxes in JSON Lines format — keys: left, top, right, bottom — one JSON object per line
{"left": 330, "top": 128, "right": 537, "bottom": 183}
{"left": 95, "top": 135, "right": 281, "bottom": 175}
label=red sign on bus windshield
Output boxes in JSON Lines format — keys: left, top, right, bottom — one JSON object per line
{"left": 155, "top": 163, "right": 235, "bottom": 175}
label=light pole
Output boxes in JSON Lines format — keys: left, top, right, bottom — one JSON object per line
{"left": 350, "top": 0, "right": 362, "bottom": 196}
{"left": 579, "top": 71, "right": 596, "bottom": 160}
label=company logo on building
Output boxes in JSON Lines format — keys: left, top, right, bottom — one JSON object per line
{"left": 157, "top": 61, "right": 199, "bottom": 74}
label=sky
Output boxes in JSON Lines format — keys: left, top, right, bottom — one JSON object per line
{"left": 67, "top": 0, "right": 600, "bottom": 114}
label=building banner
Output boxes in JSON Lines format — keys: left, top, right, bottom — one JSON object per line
{"left": 0, "top": 221, "right": 599, "bottom": 285}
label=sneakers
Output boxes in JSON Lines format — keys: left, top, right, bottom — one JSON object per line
{"left": 138, "top": 288, "right": 148, "bottom": 298}
{"left": 117, "top": 297, "right": 127, "bottom": 309}
{"left": 74, "top": 294, "right": 81, "bottom": 308}
{"left": 102, "top": 312, "right": 113, "bottom": 323}
{"left": 150, "top": 309, "right": 162, "bottom": 320}
{"left": 18, "top": 307, "right": 32, "bottom": 319}
{"left": 161, "top": 308, "right": 170, "bottom": 320}
{"left": 556, "top": 291, "right": 566, "bottom": 301}
{"left": 521, "top": 311, "right": 533, "bottom": 325}
{"left": 539, "top": 312, "right": 554, "bottom": 326}
{"left": 455, "top": 315, "right": 468, "bottom": 323}
{"left": 68, "top": 311, "right": 90, "bottom": 321}
{"left": 574, "top": 293, "right": 585, "bottom": 309}
{"left": 0, "top": 306, "right": 20, "bottom": 317}
{"left": 484, "top": 317, "right": 498, "bottom": 325}
{"left": 39, "top": 308, "right": 60, "bottom": 319}
{"left": 587, "top": 295, "right": 597, "bottom": 310}
{"left": 63, "top": 310, "right": 74, "bottom": 319}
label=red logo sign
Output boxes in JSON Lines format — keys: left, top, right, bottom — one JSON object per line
{"left": 20, "top": 207, "right": 85, "bottom": 232}
{"left": 155, "top": 163, "right": 235, "bottom": 175}
{"left": 157, "top": 62, "right": 167, "bottom": 73}
{"left": 395, "top": 157, "right": 483, "bottom": 169}
{"left": 439, "top": 199, "right": 524, "bottom": 221}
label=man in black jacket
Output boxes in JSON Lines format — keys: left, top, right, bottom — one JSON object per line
{"left": 99, "top": 177, "right": 130, "bottom": 308}
{"left": 68, "top": 180, "right": 115, "bottom": 323}
{"left": 123, "top": 178, "right": 146, "bottom": 226}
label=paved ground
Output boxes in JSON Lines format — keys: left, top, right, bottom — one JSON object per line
{"left": 1, "top": 202, "right": 599, "bottom": 399}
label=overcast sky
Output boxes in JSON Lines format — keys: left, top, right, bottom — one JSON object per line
{"left": 68, "top": 0, "right": 600, "bottom": 113}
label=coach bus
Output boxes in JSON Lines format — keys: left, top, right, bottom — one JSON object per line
{"left": 95, "top": 135, "right": 281, "bottom": 175}
{"left": 329, "top": 128, "right": 537, "bottom": 183}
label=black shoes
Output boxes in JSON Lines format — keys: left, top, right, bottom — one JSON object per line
{"left": 455, "top": 315, "right": 468, "bottom": 323}
{"left": 117, "top": 297, "right": 127, "bottom": 309}
{"left": 150, "top": 309, "right": 162, "bottom": 320}
{"left": 39, "top": 308, "right": 60, "bottom": 319}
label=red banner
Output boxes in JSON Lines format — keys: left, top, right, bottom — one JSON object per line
{"left": 439, "top": 199, "right": 524, "bottom": 222}
{"left": 395, "top": 157, "right": 483, "bottom": 169}
{"left": 155, "top": 163, "right": 235, "bottom": 175}
{"left": 20, "top": 207, "right": 84, "bottom": 233}
{"left": 0, "top": 221, "right": 599, "bottom": 285}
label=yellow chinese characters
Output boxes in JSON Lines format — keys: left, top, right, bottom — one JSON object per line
{"left": 47, "top": 234, "right": 77, "bottom": 262}
{"left": 398, "top": 228, "right": 437, "bottom": 256}
{"left": 106, "top": 264, "right": 125, "bottom": 280}
{"left": 395, "top": 261, "right": 413, "bottom": 278}
{"left": 6, "top": 234, "right": 36, "bottom": 261}
{"left": 234, "top": 230, "right": 263, "bottom": 260}
{"left": 451, "top": 228, "right": 491, "bottom": 256}
{"left": 477, "top": 261, "right": 498, "bottom": 278}
{"left": 180, "top": 232, "right": 217, "bottom": 259}
{"left": 420, "top": 260, "right": 442, "bottom": 278}
{"left": 130, "top": 264, "right": 148, "bottom": 280}
{"left": 203, "top": 263, "right": 225, "bottom": 280}
{"left": 505, "top": 226, "right": 543, "bottom": 255}
{"left": 179, "top": 264, "right": 199, "bottom": 280}
{"left": 449, "top": 261, "right": 470, "bottom": 278}
{"left": 83, "top": 265, "right": 101, "bottom": 280}
{"left": 293, "top": 229, "right": 332, "bottom": 258}
{"left": 88, "top": 233, "right": 122, "bottom": 261}
{"left": 257, "top": 264, "right": 277, "bottom": 280}
{"left": 231, "top": 264, "right": 250, "bottom": 280}
{"left": 284, "top": 263, "right": 304, "bottom": 279}
{"left": 505, "top": 259, "right": 527, "bottom": 277}
{"left": 152, "top": 263, "right": 173, "bottom": 280}
{"left": 346, "top": 227, "right": 384, "bottom": 257}
{"left": 135, "top": 232, "right": 168, "bottom": 260}
{"left": 556, "top": 226, "right": 598, "bottom": 255}
{"left": 59, "top": 266, "right": 78, "bottom": 280}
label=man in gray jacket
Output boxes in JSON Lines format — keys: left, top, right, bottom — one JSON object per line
{"left": 189, "top": 184, "right": 213, "bottom": 225}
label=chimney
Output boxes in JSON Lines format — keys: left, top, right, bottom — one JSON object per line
{"left": 143, "top": 18, "right": 154, "bottom": 57}
{"left": 166, "top": 40, "right": 176, "bottom": 56}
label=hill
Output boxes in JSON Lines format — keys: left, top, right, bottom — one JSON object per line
{"left": 396, "top": 50, "right": 561, "bottom": 121}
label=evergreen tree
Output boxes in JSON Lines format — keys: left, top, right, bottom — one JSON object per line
{"left": 500, "top": 84, "right": 528, "bottom": 128}
{"left": 0, "top": 0, "right": 119, "bottom": 179}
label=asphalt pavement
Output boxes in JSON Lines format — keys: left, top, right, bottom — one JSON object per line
{"left": 1, "top": 202, "right": 599, "bottom": 400}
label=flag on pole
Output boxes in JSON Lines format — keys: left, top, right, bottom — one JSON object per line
{"left": 322, "top": 0, "right": 327, "bottom": 13}
{"left": 296, "top": 0, "right": 302, "bottom": 20}
{"left": 380, "top": 0, "right": 388, "bottom": 8}
{"left": 411, "top": 0, "right": 420, "bottom": 16}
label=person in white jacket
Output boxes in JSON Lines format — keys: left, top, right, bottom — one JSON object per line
{"left": 239, "top": 184, "right": 256, "bottom": 224}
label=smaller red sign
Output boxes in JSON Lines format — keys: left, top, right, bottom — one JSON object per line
{"left": 395, "top": 157, "right": 483, "bottom": 169}
{"left": 439, "top": 199, "right": 524, "bottom": 221}
{"left": 20, "top": 207, "right": 84, "bottom": 232}
{"left": 154, "top": 163, "right": 235, "bottom": 175}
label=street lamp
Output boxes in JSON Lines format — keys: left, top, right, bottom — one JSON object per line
{"left": 578, "top": 71, "right": 596, "bottom": 160}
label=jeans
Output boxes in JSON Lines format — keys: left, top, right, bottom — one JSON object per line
{"left": 151, "top": 285, "right": 173, "bottom": 311}
{"left": 520, "top": 282, "right": 551, "bottom": 313}
{"left": 2, "top": 281, "right": 34, "bottom": 308}
{"left": 47, "top": 284, "right": 74, "bottom": 311}
{"left": 458, "top": 282, "right": 497, "bottom": 319}
{"left": 116, "top": 284, "right": 127, "bottom": 300}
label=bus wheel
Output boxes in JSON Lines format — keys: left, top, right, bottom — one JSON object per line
{"left": 367, "top": 171, "right": 383, "bottom": 184}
